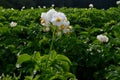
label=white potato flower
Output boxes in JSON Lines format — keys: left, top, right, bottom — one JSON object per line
{"left": 11, "top": 8, "right": 14, "bottom": 10}
{"left": 41, "top": 9, "right": 57, "bottom": 27}
{"left": 61, "top": 21, "right": 72, "bottom": 34}
{"left": 41, "top": 13, "right": 49, "bottom": 26}
{"left": 51, "top": 4, "right": 55, "bottom": 7}
{"left": 116, "top": 1, "right": 120, "bottom": 5}
{"left": 38, "top": 6, "right": 41, "bottom": 8}
{"left": 97, "top": 34, "right": 109, "bottom": 42}
{"left": 43, "top": 6, "right": 46, "bottom": 8}
{"left": 22, "top": 6, "right": 25, "bottom": 9}
{"left": 89, "top": 4, "right": 94, "bottom": 8}
{"left": 31, "top": 7, "right": 34, "bottom": 9}
{"left": 59, "top": 21, "right": 70, "bottom": 30}
{"left": 10, "top": 21, "right": 17, "bottom": 27}
{"left": 51, "top": 12, "right": 67, "bottom": 27}
{"left": 46, "top": 9, "right": 57, "bottom": 21}
{"left": 63, "top": 26, "right": 72, "bottom": 34}
{"left": 63, "top": 21, "right": 70, "bottom": 26}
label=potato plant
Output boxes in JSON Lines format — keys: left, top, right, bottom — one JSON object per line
{"left": 0, "top": 6, "right": 120, "bottom": 80}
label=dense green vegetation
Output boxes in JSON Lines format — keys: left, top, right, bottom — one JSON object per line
{"left": 0, "top": 6, "right": 120, "bottom": 80}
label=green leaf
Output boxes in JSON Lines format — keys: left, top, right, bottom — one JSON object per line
{"left": 33, "top": 51, "right": 41, "bottom": 61}
{"left": 54, "top": 55, "right": 72, "bottom": 72}
{"left": 24, "top": 76, "right": 33, "bottom": 80}
{"left": 56, "top": 55, "right": 71, "bottom": 65}
{"left": 17, "top": 54, "right": 31, "bottom": 64}
{"left": 54, "top": 64, "right": 64, "bottom": 73}
{"left": 64, "top": 72, "right": 76, "bottom": 80}
{"left": 80, "top": 31, "right": 89, "bottom": 35}
{"left": 0, "top": 27, "right": 10, "bottom": 34}
{"left": 58, "top": 61, "right": 70, "bottom": 72}
{"left": 91, "top": 28, "right": 101, "bottom": 34}
{"left": 49, "top": 50, "right": 57, "bottom": 61}
{"left": 49, "top": 74, "right": 65, "bottom": 80}
{"left": 39, "top": 36, "right": 48, "bottom": 46}
{"left": 33, "top": 75, "right": 40, "bottom": 80}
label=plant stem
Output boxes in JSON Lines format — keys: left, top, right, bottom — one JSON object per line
{"left": 49, "top": 26, "right": 56, "bottom": 52}
{"left": 46, "top": 26, "right": 56, "bottom": 70}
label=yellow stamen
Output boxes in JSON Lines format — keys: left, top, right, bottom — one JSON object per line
{"left": 56, "top": 17, "right": 61, "bottom": 22}
{"left": 61, "top": 24, "right": 65, "bottom": 30}
{"left": 41, "top": 19, "right": 46, "bottom": 25}
{"left": 66, "top": 26, "right": 72, "bottom": 30}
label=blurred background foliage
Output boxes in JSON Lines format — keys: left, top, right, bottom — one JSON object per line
{"left": 0, "top": 0, "right": 118, "bottom": 9}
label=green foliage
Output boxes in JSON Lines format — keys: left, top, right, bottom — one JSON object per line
{"left": 17, "top": 54, "right": 31, "bottom": 64}
{"left": 16, "top": 51, "right": 75, "bottom": 80}
{"left": 0, "top": 6, "right": 120, "bottom": 80}
{"left": 105, "top": 65, "right": 120, "bottom": 80}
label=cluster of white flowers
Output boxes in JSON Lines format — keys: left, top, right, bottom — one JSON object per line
{"left": 97, "top": 34, "right": 109, "bottom": 43}
{"left": 40, "top": 9, "right": 72, "bottom": 34}
{"left": 10, "top": 21, "right": 17, "bottom": 27}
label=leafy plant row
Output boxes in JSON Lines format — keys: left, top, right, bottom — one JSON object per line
{"left": 0, "top": 6, "right": 120, "bottom": 80}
